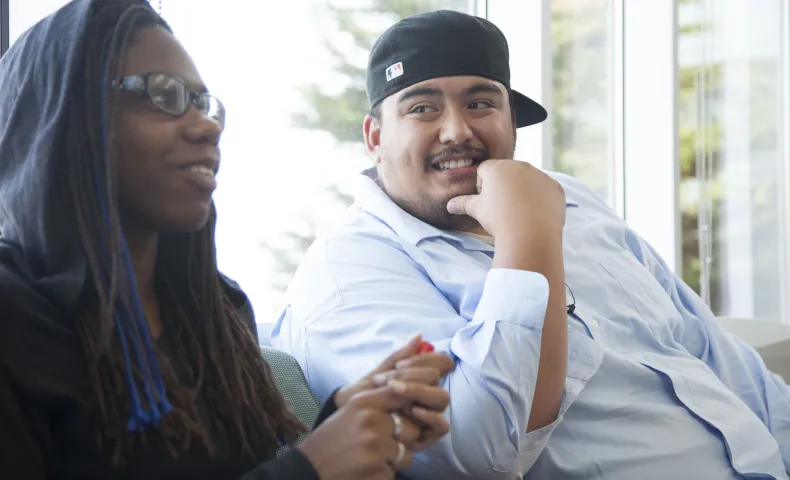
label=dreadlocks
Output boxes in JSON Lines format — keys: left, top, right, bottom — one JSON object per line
{"left": 65, "top": 0, "right": 305, "bottom": 464}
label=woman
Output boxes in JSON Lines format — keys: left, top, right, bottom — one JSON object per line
{"left": 0, "top": 1, "right": 453, "bottom": 479}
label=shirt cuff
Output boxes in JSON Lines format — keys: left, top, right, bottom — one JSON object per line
{"left": 475, "top": 269, "right": 550, "bottom": 329}
{"left": 520, "top": 413, "right": 563, "bottom": 471}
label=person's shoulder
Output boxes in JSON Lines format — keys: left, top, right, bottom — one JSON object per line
{"left": 218, "top": 272, "right": 258, "bottom": 337}
{"left": 302, "top": 209, "right": 407, "bottom": 267}
{"left": 282, "top": 212, "right": 410, "bottom": 307}
{"left": 0, "top": 244, "right": 81, "bottom": 394}
{"left": 545, "top": 170, "right": 600, "bottom": 202}
{"left": 0, "top": 247, "right": 57, "bottom": 321}
{"left": 546, "top": 170, "right": 619, "bottom": 218}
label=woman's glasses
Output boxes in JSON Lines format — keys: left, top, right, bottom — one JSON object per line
{"left": 114, "top": 72, "right": 225, "bottom": 130}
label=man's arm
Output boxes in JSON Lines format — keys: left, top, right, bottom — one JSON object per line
{"left": 278, "top": 232, "right": 566, "bottom": 480}
{"left": 627, "top": 229, "right": 790, "bottom": 470}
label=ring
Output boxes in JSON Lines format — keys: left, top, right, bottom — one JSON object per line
{"left": 390, "top": 412, "right": 402, "bottom": 439}
{"left": 393, "top": 441, "right": 405, "bottom": 464}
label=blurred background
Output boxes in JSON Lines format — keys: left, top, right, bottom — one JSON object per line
{"left": 3, "top": 0, "right": 788, "bottom": 331}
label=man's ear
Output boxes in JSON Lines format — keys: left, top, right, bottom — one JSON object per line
{"left": 363, "top": 114, "right": 382, "bottom": 164}
{"left": 512, "top": 117, "right": 518, "bottom": 147}
{"left": 510, "top": 107, "right": 518, "bottom": 139}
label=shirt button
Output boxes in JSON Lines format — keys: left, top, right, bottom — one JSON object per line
{"left": 571, "top": 351, "right": 578, "bottom": 357}
{"left": 586, "top": 358, "right": 593, "bottom": 365}
{"left": 591, "top": 319, "right": 599, "bottom": 328}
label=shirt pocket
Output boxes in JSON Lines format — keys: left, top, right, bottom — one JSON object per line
{"left": 596, "top": 249, "right": 682, "bottom": 346}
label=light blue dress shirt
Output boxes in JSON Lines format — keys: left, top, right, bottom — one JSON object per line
{"left": 271, "top": 170, "right": 790, "bottom": 479}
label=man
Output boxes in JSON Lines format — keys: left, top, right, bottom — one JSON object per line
{"left": 271, "top": 10, "right": 790, "bottom": 480}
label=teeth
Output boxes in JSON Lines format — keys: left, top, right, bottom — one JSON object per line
{"left": 436, "top": 158, "right": 474, "bottom": 171}
{"left": 188, "top": 165, "right": 215, "bottom": 177}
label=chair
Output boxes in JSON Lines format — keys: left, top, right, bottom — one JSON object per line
{"left": 261, "top": 346, "right": 320, "bottom": 457}
{"left": 717, "top": 316, "right": 790, "bottom": 381}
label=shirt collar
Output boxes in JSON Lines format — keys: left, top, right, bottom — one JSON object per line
{"left": 353, "top": 167, "right": 579, "bottom": 249}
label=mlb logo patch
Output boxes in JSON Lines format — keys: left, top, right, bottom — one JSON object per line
{"left": 386, "top": 62, "right": 404, "bottom": 82}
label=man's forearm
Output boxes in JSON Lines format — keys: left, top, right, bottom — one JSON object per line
{"left": 493, "top": 232, "right": 568, "bottom": 432}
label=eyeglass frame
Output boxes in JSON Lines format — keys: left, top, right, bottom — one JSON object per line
{"left": 112, "top": 71, "right": 226, "bottom": 130}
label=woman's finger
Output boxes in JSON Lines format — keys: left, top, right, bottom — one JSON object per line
{"left": 368, "top": 334, "right": 424, "bottom": 376}
{"left": 388, "top": 439, "right": 414, "bottom": 470}
{"left": 394, "top": 352, "right": 454, "bottom": 375}
{"left": 410, "top": 405, "right": 451, "bottom": 451}
{"left": 387, "top": 381, "right": 450, "bottom": 411}
{"left": 371, "top": 367, "right": 442, "bottom": 387}
{"left": 349, "top": 384, "right": 417, "bottom": 411}
{"left": 390, "top": 412, "right": 422, "bottom": 445}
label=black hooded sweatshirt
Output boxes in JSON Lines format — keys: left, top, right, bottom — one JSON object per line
{"left": 0, "top": 0, "right": 333, "bottom": 478}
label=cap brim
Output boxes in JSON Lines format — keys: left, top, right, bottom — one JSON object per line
{"left": 512, "top": 89, "right": 548, "bottom": 128}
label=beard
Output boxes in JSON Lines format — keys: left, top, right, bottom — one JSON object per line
{"left": 377, "top": 133, "right": 515, "bottom": 233}
{"left": 379, "top": 146, "right": 487, "bottom": 232}
{"left": 407, "top": 191, "right": 479, "bottom": 231}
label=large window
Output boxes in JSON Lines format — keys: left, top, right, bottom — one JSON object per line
{"left": 1, "top": 0, "right": 8, "bottom": 55}
{"left": 677, "top": 0, "right": 788, "bottom": 321}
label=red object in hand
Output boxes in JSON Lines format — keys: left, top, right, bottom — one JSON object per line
{"left": 418, "top": 341, "right": 435, "bottom": 354}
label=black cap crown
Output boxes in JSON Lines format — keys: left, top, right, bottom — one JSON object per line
{"left": 365, "top": 10, "right": 547, "bottom": 128}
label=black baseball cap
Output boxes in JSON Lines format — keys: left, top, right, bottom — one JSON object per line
{"left": 365, "top": 10, "right": 547, "bottom": 128}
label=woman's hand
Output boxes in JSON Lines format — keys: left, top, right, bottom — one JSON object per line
{"left": 333, "top": 334, "right": 454, "bottom": 452}
{"left": 298, "top": 385, "right": 424, "bottom": 480}
{"left": 332, "top": 334, "right": 422, "bottom": 408}
{"left": 334, "top": 335, "right": 454, "bottom": 408}
{"left": 373, "top": 352, "right": 454, "bottom": 451}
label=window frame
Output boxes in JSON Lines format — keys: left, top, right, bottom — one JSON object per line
{"left": 1, "top": 0, "right": 9, "bottom": 57}
{"left": 780, "top": 0, "right": 790, "bottom": 322}
{"left": 484, "top": 0, "right": 554, "bottom": 174}
{"left": 621, "top": 0, "right": 681, "bottom": 273}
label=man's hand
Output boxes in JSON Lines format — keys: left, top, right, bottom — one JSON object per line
{"left": 446, "top": 159, "right": 566, "bottom": 245}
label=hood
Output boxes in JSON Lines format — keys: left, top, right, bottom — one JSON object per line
{"left": 0, "top": 0, "right": 96, "bottom": 309}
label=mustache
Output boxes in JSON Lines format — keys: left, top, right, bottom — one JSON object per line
{"left": 427, "top": 146, "right": 489, "bottom": 164}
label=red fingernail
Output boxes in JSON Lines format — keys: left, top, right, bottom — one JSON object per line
{"left": 418, "top": 341, "right": 434, "bottom": 353}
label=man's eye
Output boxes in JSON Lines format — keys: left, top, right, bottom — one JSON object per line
{"left": 410, "top": 105, "right": 437, "bottom": 114}
{"left": 468, "top": 101, "right": 493, "bottom": 110}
